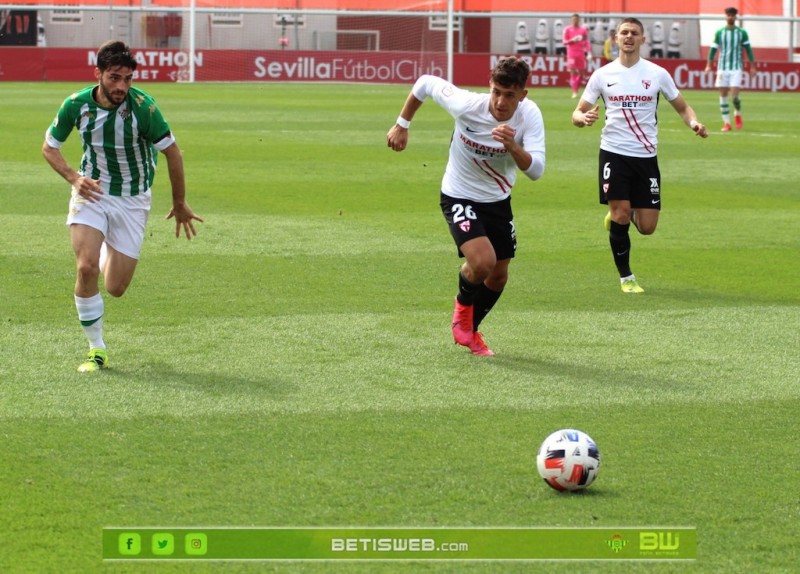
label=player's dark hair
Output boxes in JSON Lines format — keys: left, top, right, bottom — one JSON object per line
{"left": 617, "top": 17, "right": 645, "bottom": 34}
{"left": 725, "top": 7, "right": 738, "bottom": 16}
{"left": 96, "top": 40, "right": 137, "bottom": 71}
{"left": 490, "top": 57, "right": 530, "bottom": 89}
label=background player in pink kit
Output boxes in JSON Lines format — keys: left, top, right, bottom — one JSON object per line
{"left": 571, "top": 18, "right": 707, "bottom": 293}
{"left": 386, "top": 57, "right": 546, "bottom": 356}
{"left": 563, "top": 13, "right": 592, "bottom": 98}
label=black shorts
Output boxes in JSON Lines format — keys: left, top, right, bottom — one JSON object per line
{"left": 439, "top": 193, "right": 516, "bottom": 260}
{"left": 598, "top": 149, "right": 662, "bottom": 210}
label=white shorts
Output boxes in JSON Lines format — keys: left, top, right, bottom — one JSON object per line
{"left": 66, "top": 189, "right": 152, "bottom": 259}
{"left": 715, "top": 69, "right": 743, "bottom": 89}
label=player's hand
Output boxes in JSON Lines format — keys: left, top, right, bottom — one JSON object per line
{"left": 166, "top": 201, "right": 204, "bottom": 240}
{"left": 386, "top": 125, "right": 409, "bottom": 152}
{"left": 73, "top": 176, "right": 103, "bottom": 202}
{"left": 692, "top": 121, "right": 708, "bottom": 139}
{"left": 582, "top": 104, "right": 600, "bottom": 127}
{"left": 491, "top": 124, "right": 517, "bottom": 149}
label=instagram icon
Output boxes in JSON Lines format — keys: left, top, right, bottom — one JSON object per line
{"left": 185, "top": 533, "right": 208, "bottom": 555}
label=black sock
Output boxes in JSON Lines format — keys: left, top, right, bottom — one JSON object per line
{"left": 609, "top": 221, "right": 632, "bottom": 277}
{"left": 456, "top": 271, "right": 481, "bottom": 306}
{"left": 473, "top": 284, "right": 503, "bottom": 331}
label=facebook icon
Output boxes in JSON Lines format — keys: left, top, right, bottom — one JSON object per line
{"left": 118, "top": 533, "right": 141, "bottom": 555}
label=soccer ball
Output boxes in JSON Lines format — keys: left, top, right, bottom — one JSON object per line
{"left": 536, "top": 429, "right": 600, "bottom": 491}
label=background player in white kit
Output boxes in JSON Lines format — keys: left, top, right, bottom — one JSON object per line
{"left": 386, "top": 57, "right": 546, "bottom": 355}
{"left": 571, "top": 18, "right": 708, "bottom": 293}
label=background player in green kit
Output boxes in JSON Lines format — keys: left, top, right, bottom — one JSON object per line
{"left": 42, "top": 40, "right": 204, "bottom": 372}
{"left": 705, "top": 7, "right": 756, "bottom": 131}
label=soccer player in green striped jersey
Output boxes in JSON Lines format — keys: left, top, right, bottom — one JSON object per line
{"left": 42, "top": 40, "right": 203, "bottom": 372}
{"left": 704, "top": 7, "right": 756, "bottom": 131}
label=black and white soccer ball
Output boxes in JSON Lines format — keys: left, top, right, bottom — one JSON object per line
{"left": 536, "top": 429, "right": 600, "bottom": 491}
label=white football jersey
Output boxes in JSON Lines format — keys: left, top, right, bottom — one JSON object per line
{"left": 412, "top": 75, "right": 546, "bottom": 203}
{"left": 581, "top": 58, "right": 680, "bottom": 158}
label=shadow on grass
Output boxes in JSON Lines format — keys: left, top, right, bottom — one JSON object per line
{"left": 648, "top": 286, "right": 799, "bottom": 307}
{"left": 486, "top": 353, "right": 696, "bottom": 397}
{"left": 98, "top": 361, "right": 294, "bottom": 400}
{"left": 488, "top": 354, "right": 620, "bottom": 383}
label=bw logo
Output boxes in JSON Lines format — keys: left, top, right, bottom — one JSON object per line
{"left": 640, "top": 531, "right": 680, "bottom": 551}
{"left": 649, "top": 177, "right": 660, "bottom": 194}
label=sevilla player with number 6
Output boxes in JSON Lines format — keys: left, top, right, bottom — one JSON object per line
{"left": 571, "top": 17, "right": 708, "bottom": 294}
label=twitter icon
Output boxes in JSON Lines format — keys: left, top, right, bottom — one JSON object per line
{"left": 152, "top": 533, "right": 174, "bottom": 556}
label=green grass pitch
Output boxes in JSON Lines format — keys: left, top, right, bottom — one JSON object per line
{"left": 1, "top": 81, "right": 798, "bottom": 573}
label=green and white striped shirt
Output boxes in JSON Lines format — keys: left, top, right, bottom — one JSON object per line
{"left": 710, "top": 26, "right": 752, "bottom": 72}
{"left": 45, "top": 85, "right": 175, "bottom": 196}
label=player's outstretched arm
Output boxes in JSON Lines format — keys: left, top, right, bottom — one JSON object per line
{"left": 668, "top": 95, "right": 708, "bottom": 138}
{"left": 162, "top": 142, "right": 204, "bottom": 239}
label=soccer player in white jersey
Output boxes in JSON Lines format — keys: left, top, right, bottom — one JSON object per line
{"left": 571, "top": 18, "right": 708, "bottom": 294}
{"left": 42, "top": 40, "right": 203, "bottom": 372}
{"left": 387, "top": 57, "right": 546, "bottom": 355}
{"left": 704, "top": 7, "right": 756, "bottom": 131}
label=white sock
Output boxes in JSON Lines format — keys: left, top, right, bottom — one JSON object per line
{"left": 75, "top": 293, "right": 105, "bottom": 350}
{"left": 620, "top": 274, "right": 635, "bottom": 283}
{"left": 720, "top": 97, "right": 731, "bottom": 124}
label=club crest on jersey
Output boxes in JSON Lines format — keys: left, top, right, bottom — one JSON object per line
{"left": 459, "top": 220, "right": 471, "bottom": 232}
{"left": 642, "top": 79, "right": 652, "bottom": 89}
{"left": 119, "top": 107, "right": 131, "bottom": 121}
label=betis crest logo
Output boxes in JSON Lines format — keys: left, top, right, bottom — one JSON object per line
{"left": 607, "top": 533, "right": 628, "bottom": 553}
